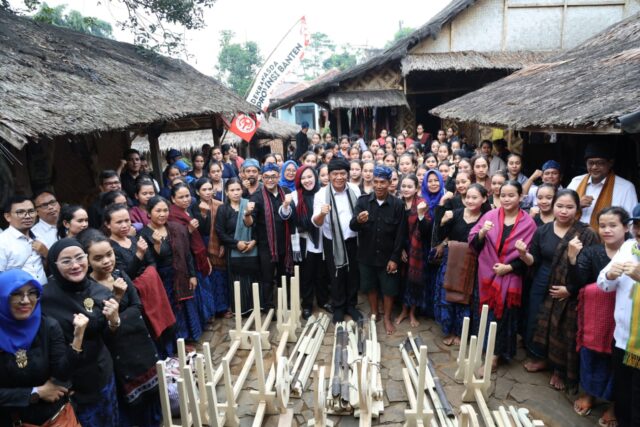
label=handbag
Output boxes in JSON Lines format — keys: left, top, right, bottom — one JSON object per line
{"left": 13, "top": 402, "right": 80, "bottom": 427}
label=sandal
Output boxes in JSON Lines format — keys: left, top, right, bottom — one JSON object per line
{"left": 573, "top": 396, "right": 593, "bottom": 416}
{"left": 598, "top": 416, "right": 618, "bottom": 427}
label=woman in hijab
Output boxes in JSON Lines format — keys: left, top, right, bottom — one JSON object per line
{"left": 420, "top": 169, "right": 445, "bottom": 318}
{"left": 294, "top": 165, "right": 330, "bottom": 319}
{"left": 41, "top": 238, "right": 121, "bottom": 426}
{"left": 279, "top": 160, "right": 298, "bottom": 192}
{"left": 0, "top": 269, "right": 88, "bottom": 426}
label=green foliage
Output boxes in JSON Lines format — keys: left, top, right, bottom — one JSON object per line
{"left": 7, "top": 0, "right": 217, "bottom": 54}
{"left": 216, "top": 30, "right": 262, "bottom": 97}
{"left": 385, "top": 26, "right": 415, "bottom": 48}
{"left": 32, "top": 3, "right": 113, "bottom": 39}
{"left": 323, "top": 50, "right": 357, "bottom": 71}
{"left": 301, "top": 32, "right": 359, "bottom": 80}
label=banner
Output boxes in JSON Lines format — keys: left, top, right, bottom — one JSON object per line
{"left": 246, "top": 16, "right": 310, "bottom": 111}
{"left": 228, "top": 114, "right": 260, "bottom": 143}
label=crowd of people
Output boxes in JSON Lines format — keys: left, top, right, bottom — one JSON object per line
{"left": 1, "top": 122, "right": 639, "bottom": 427}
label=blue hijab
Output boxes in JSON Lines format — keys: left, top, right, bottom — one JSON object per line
{"left": 0, "top": 269, "right": 43, "bottom": 354}
{"left": 421, "top": 169, "right": 445, "bottom": 219}
{"left": 278, "top": 160, "right": 298, "bottom": 192}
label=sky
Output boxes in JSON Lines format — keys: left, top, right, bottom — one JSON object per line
{"left": 11, "top": 0, "right": 453, "bottom": 77}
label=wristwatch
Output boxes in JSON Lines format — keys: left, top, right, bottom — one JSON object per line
{"left": 30, "top": 387, "right": 40, "bottom": 404}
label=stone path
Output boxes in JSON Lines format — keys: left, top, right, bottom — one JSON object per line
{"left": 196, "top": 298, "right": 602, "bottom": 427}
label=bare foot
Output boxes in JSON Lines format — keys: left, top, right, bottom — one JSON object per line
{"left": 573, "top": 394, "right": 594, "bottom": 416}
{"left": 523, "top": 359, "right": 547, "bottom": 372}
{"left": 599, "top": 404, "right": 617, "bottom": 427}
{"left": 550, "top": 371, "right": 565, "bottom": 390}
{"left": 491, "top": 356, "right": 499, "bottom": 373}
{"left": 395, "top": 309, "right": 408, "bottom": 325}
{"left": 452, "top": 336, "right": 461, "bottom": 346}
{"left": 442, "top": 335, "right": 455, "bottom": 346}
{"left": 384, "top": 317, "right": 396, "bottom": 335}
{"left": 409, "top": 315, "right": 420, "bottom": 328}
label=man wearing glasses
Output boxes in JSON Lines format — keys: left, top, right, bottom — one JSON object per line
{"left": 31, "top": 190, "right": 60, "bottom": 249}
{"left": 568, "top": 142, "right": 638, "bottom": 229}
{"left": 0, "top": 195, "right": 48, "bottom": 284}
{"left": 244, "top": 163, "right": 296, "bottom": 311}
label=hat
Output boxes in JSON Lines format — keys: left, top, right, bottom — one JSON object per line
{"left": 242, "top": 158, "right": 260, "bottom": 170}
{"left": 166, "top": 149, "right": 182, "bottom": 161}
{"left": 630, "top": 203, "right": 640, "bottom": 221}
{"left": 541, "top": 160, "right": 561, "bottom": 171}
{"left": 261, "top": 163, "right": 280, "bottom": 174}
{"left": 174, "top": 159, "right": 191, "bottom": 173}
{"left": 328, "top": 157, "right": 350, "bottom": 173}
{"left": 583, "top": 142, "right": 613, "bottom": 160}
{"left": 301, "top": 121, "right": 309, "bottom": 129}
{"left": 373, "top": 165, "right": 393, "bottom": 180}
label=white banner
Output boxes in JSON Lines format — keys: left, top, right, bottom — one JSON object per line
{"left": 246, "top": 16, "right": 310, "bottom": 111}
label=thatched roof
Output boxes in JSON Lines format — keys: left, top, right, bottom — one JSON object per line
{"left": 328, "top": 90, "right": 408, "bottom": 109}
{"left": 430, "top": 13, "right": 640, "bottom": 133}
{"left": 401, "top": 51, "right": 554, "bottom": 74}
{"left": 268, "top": 0, "right": 478, "bottom": 111}
{"left": 132, "top": 117, "right": 302, "bottom": 153}
{"left": 0, "top": 10, "right": 258, "bottom": 149}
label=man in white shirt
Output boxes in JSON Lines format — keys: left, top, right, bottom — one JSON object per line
{"left": 313, "top": 157, "right": 362, "bottom": 322}
{"left": 31, "top": 190, "right": 60, "bottom": 249}
{"left": 568, "top": 143, "right": 638, "bottom": 228}
{"left": 0, "top": 195, "right": 48, "bottom": 284}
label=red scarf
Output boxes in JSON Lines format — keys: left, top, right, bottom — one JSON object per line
{"left": 469, "top": 208, "right": 536, "bottom": 319}
{"left": 168, "top": 204, "right": 211, "bottom": 276}
{"left": 262, "top": 185, "right": 293, "bottom": 274}
{"left": 407, "top": 196, "right": 426, "bottom": 286}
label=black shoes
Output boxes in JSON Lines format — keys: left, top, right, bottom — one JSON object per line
{"left": 346, "top": 306, "right": 363, "bottom": 321}
{"left": 333, "top": 308, "right": 345, "bottom": 323}
{"left": 302, "top": 308, "right": 312, "bottom": 320}
{"left": 322, "top": 303, "right": 334, "bottom": 314}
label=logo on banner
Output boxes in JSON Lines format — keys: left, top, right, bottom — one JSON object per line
{"left": 229, "top": 114, "right": 259, "bottom": 142}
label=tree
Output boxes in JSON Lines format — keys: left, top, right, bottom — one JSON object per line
{"left": 3, "top": 0, "right": 217, "bottom": 54}
{"left": 301, "top": 32, "right": 359, "bottom": 80}
{"left": 216, "top": 30, "right": 262, "bottom": 97}
{"left": 32, "top": 3, "right": 113, "bottom": 39}
{"left": 385, "top": 26, "right": 415, "bottom": 48}
{"left": 323, "top": 51, "right": 357, "bottom": 71}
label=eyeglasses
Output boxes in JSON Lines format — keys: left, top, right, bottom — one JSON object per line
{"left": 10, "top": 289, "right": 40, "bottom": 303}
{"left": 263, "top": 175, "right": 279, "bottom": 181}
{"left": 56, "top": 253, "right": 88, "bottom": 268}
{"left": 586, "top": 159, "right": 608, "bottom": 168}
{"left": 103, "top": 180, "right": 121, "bottom": 186}
{"left": 13, "top": 209, "right": 37, "bottom": 218}
{"left": 35, "top": 200, "right": 58, "bottom": 209}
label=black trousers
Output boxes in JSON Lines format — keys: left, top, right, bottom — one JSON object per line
{"left": 258, "top": 246, "right": 290, "bottom": 310}
{"left": 323, "top": 237, "right": 359, "bottom": 311}
{"left": 613, "top": 345, "right": 640, "bottom": 427}
{"left": 301, "top": 251, "right": 330, "bottom": 310}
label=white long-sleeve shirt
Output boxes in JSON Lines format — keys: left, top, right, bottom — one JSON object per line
{"left": 568, "top": 174, "right": 638, "bottom": 222}
{"left": 597, "top": 239, "right": 639, "bottom": 350}
{"left": 313, "top": 183, "right": 361, "bottom": 241}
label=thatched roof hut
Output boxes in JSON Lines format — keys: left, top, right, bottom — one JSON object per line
{"left": 0, "top": 10, "right": 258, "bottom": 149}
{"left": 268, "top": 0, "right": 479, "bottom": 111}
{"left": 430, "top": 13, "right": 640, "bottom": 134}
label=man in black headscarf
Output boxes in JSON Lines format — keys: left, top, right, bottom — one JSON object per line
{"left": 312, "top": 157, "right": 362, "bottom": 322}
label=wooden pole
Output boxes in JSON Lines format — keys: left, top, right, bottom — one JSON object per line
{"left": 148, "top": 125, "right": 164, "bottom": 187}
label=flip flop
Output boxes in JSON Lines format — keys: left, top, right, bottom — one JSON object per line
{"left": 573, "top": 400, "right": 592, "bottom": 416}
{"left": 598, "top": 416, "right": 618, "bottom": 427}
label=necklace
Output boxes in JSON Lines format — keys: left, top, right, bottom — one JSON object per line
{"left": 15, "top": 349, "right": 28, "bottom": 368}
